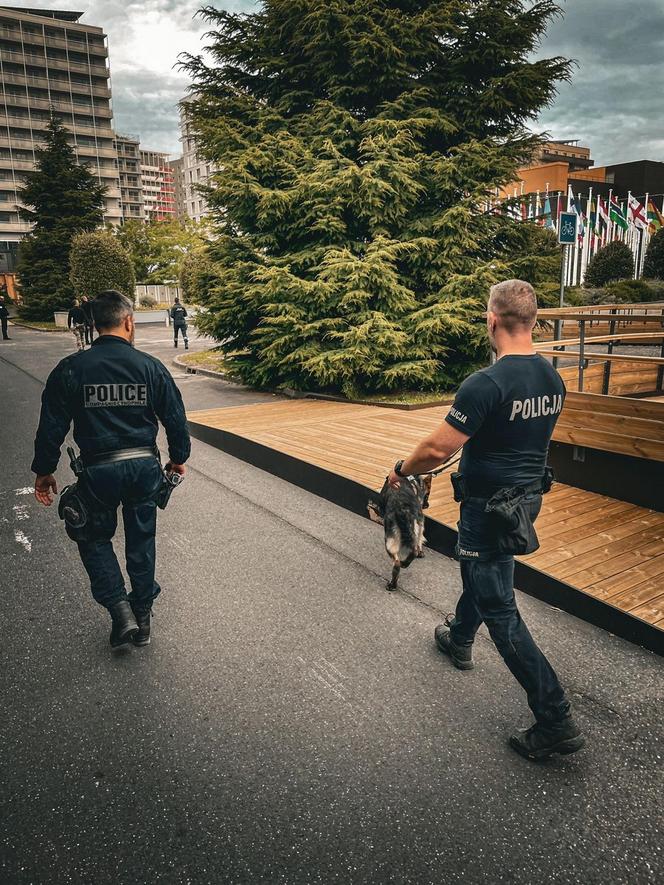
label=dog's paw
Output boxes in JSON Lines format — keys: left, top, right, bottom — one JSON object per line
{"left": 416, "top": 550, "right": 425, "bottom": 558}
{"left": 386, "top": 581, "right": 398, "bottom": 592}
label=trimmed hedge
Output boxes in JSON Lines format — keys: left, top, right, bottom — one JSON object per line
{"left": 584, "top": 241, "right": 634, "bottom": 287}
{"left": 643, "top": 228, "right": 664, "bottom": 280}
{"left": 70, "top": 230, "right": 135, "bottom": 301}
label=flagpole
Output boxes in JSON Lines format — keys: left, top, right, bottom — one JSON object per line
{"left": 580, "top": 187, "right": 592, "bottom": 285}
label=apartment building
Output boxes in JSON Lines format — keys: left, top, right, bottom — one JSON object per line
{"left": 139, "top": 148, "right": 176, "bottom": 222}
{"left": 169, "top": 155, "right": 186, "bottom": 219}
{"left": 115, "top": 133, "right": 144, "bottom": 222}
{"left": 176, "top": 100, "right": 216, "bottom": 222}
{"left": 0, "top": 6, "right": 121, "bottom": 271}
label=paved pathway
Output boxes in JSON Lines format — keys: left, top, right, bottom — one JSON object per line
{"left": 0, "top": 324, "right": 662, "bottom": 884}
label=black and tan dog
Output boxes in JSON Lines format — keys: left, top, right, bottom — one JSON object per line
{"left": 368, "top": 473, "right": 432, "bottom": 591}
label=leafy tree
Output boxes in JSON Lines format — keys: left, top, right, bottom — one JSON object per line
{"left": 643, "top": 227, "right": 664, "bottom": 280}
{"left": 70, "top": 230, "right": 135, "bottom": 300}
{"left": 180, "top": 0, "right": 570, "bottom": 394}
{"left": 179, "top": 249, "right": 216, "bottom": 303}
{"left": 584, "top": 241, "right": 634, "bottom": 288}
{"left": 116, "top": 218, "right": 206, "bottom": 284}
{"left": 16, "top": 115, "right": 106, "bottom": 319}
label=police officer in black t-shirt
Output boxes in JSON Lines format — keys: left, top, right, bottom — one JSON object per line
{"left": 170, "top": 298, "right": 188, "bottom": 350}
{"left": 388, "top": 280, "right": 584, "bottom": 761}
{"left": 0, "top": 294, "right": 10, "bottom": 340}
{"left": 32, "top": 290, "right": 191, "bottom": 650}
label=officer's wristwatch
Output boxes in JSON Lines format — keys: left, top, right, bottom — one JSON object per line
{"left": 394, "top": 459, "right": 407, "bottom": 478}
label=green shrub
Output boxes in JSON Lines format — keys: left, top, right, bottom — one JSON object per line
{"left": 643, "top": 228, "right": 664, "bottom": 280}
{"left": 602, "top": 279, "right": 652, "bottom": 304}
{"left": 139, "top": 295, "right": 157, "bottom": 308}
{"left": 584, "top": 241, "right": 634, "bottom": 287}
{"left": 70, "top": 230, "right": 135, "bottom": 300}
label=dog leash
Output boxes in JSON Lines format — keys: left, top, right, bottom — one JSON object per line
{"left": 425, "top": 449, "right": 463, "bottom": 478}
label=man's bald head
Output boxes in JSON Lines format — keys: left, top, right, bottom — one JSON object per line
{"left": 488, "top": 280, "right": 538, "bottom": 334}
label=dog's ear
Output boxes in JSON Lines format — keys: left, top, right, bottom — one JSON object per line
{"left": 422, "top": 474, "right": 432, "bottom": 509}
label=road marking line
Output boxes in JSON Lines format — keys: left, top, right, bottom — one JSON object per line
{"left": 14, "top": 530, "right": 32, "bottom": 552}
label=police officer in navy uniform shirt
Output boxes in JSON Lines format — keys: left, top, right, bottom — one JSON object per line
{"left": 170, "top": 297, "right": 188, "bottom": 350}
{"left": 32, "top": 290, "right": 191, "bottom": 649}
{"left": 0, "top": 294, "right": 10, "bottom": 340}
{"left": 388, "top": 280, "right": 585, "bottom": 761}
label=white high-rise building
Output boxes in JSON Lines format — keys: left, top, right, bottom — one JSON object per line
{"left": 0, "top": 6, "right": 121, "bottom": 271}
{"left": 174, "top": 99, "right": 216, "bottom": 223}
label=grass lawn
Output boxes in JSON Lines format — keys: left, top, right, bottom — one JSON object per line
{"left": 357, "top": 390, "right": 454, "bottom": 406}
{"left": 179, "top": 348, "right": 231, "bottom": 374}
{"left": 180, "top": 348, "right": 454, "bottom": 406}
{"left": 11, "top": 319, "right": 68, "bottom": 332}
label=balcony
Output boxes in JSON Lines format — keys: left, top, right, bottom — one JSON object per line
{"left": 0, "top": 26, "right": 108, "bottom": 57}
{"left": 2, "top": 94, "right": 113, "bottom": 117}
{"left": 0, "top": 219, "right": 33, "bottom": 232}
{"left": 0, "top": 158, "right": 35, "bottom": 171}
{"left": 1, "top": 71, "right": 111, "bottom": 98}
{"left": 75, "top": 144, "right": 118, "bottom": 159}
{"left": 0, "top": 47, "right": 110, "bottom": 78}
{"left": 0, "top": 114, "right": 114, "bottom": 139}
{"left": 0, "top": 136, "right": 36, "bottom": 151}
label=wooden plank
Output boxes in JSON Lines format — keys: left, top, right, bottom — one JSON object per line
{"left": 190, "top": 401, "right": 664, "bottom": 631}
{"left": 563, "top": 391, "right": 664, "bottom": 421}
{"left": 536, "top": 331, "right": 664, "bottom": 348}
{"left": 552, "top": 425, "right": 664, "bottom": 462}
{"left": 536, "top": 350, "right": 664, "bottom": 366}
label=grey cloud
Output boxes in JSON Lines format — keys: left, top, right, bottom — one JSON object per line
{"left": 535, "top": 0, "right": 664, "bottom": 164}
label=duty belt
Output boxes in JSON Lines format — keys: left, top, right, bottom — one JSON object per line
{"left": 81, "top": 446, "right": 158, "bottom": 468}
{"left": 458, "top": 476, "right": 547, "bottom": 500}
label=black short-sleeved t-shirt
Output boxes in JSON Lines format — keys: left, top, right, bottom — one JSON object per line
{"left": 445, "top": 354, "right": 566, "bottom": 487}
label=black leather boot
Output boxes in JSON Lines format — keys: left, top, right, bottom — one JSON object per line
{"left": 434, "top": 616, "right": 474, "bottom": 670}
{"left": 130, "top": 602, "right": 152, "bottom": 647}
{"left": 510, "top": 716, "right": 585, "bottom": 761}
{"left": 109, "top": 599, "right": 138, "bottom": 649}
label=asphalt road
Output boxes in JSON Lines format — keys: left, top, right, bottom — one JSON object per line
{"left": 1, "top": 323, "right": 663, "bottom": 885}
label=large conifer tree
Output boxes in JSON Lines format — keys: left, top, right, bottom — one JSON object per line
{"left": 183, "top": 0, "right": 570, "bottom": 394}
{"left": 16, "top": 115, "right": 106, "bottom": 320}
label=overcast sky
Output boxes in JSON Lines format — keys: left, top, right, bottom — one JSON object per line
{"left": 14, "top": 0, "right": 664, "bottom": 165}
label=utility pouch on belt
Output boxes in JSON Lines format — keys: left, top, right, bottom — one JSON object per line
{"left": 57, "top": 481, "right": 100, "bottom": 543}
{"left": 155, "top": 470, "right": 183, "bottom": 510}
{"left": 450, "top": 472, "right": 466, "bottom": 503}
{"left": 484, "top": 486, "right": 541, "bottom": 556}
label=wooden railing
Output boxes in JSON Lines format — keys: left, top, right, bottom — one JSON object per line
{"left": 535, "top": 304, "right": 664, "bottom": 394}
{"left": 553, "top": 391, "right": 664, "bottom": 463}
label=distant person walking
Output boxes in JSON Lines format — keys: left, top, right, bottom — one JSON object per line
{"left": 170, "top": 297, "right": 188, "bottom": 350}
{"left": 68, "top": 299, "right": 87, "bottom": 351}
{"left": 0, "top": 295, "right": 10, "bottom": 340}
{"left": 81, "top": 295, "right": 94, "bottom": 345}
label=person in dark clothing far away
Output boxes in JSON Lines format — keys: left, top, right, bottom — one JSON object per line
{"left": 68, "top": 299, "right": 87, "bottom": 351}
{"left": 387, "top": 279, "right": 585, "bottom": 762}
{"left": 32, "top": 290, "right": 191, "bottom": 650}
{"left": 80, "top": 294, "right": 94, "bottom": 345}
{"left": 170, "top": 297, "right": 188, "bottom": 350}
{"left": 0, "top": 295, "right": 10, "bottom": 340}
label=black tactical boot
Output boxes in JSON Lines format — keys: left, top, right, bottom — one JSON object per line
{"left": 109, "top": 599, "right": 138, "bottom": 649}
{"left": 184, "top": 338, "right": 189, "bottom": 350}
{"left": 130, "top": 602, "right": 152, "bottom": 647}
{"left": 510, "top": 717, "right": 585, "bottom": 761}
{"left": 174, "top": 340, "right": 178, "bottom": 348}
{"left": 434, "top": 615, "right": 474, "bottom": 670}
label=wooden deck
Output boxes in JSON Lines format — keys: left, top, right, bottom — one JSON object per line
{"left": 188, "top": 400, "right": 664, "bottom": 638}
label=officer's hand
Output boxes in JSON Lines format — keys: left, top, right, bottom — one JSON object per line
{"left": 166, "top": 462, "right": 186, "bottom": 476}
{"left": 387, "top": 469, "right": 401, "bottom": 490}
{"left": 35, "top": 474, "right": 57, "bottom": 506}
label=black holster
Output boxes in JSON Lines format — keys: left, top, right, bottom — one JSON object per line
{"left": 155, "top": 470, "right": 183, "bottom": 510}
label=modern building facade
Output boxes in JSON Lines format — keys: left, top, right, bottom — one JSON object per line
{"left": 0, "top": 5, "right": 121, "bottom": 270}
{"left": 169, "top": 154, "right": 186, "bottom": 219}
{"left": 176, "top": 100, "right": 216, "bottom": 222}
{"left": 114, "top": 133, "right": 144, "bottom": 222}
{"left": 139, "top": 148, "right": 176, "bottom": 222}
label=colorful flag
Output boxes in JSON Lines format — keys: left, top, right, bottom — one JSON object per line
{"left": 628, "top": 195, "right": 648, "bottom": 230}
{"left": 647, "top": 199, "right": 663, "bottom": 234}
{"left": 543, "top": 196, "right": 556, "bottom": 230}
{"left": 609, "top": 198, "right": 628, "bottom": 231}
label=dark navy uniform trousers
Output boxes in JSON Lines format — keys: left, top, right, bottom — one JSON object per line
{"left": 78, "top": 457, "right": 163, "bottom": 612}
{"left": 450, "top": 495, "right": 570, "bottom": 725}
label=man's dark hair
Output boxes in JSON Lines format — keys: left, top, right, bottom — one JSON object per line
{"left": 92, "top": 289, "right": 134, "bottom": 331}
